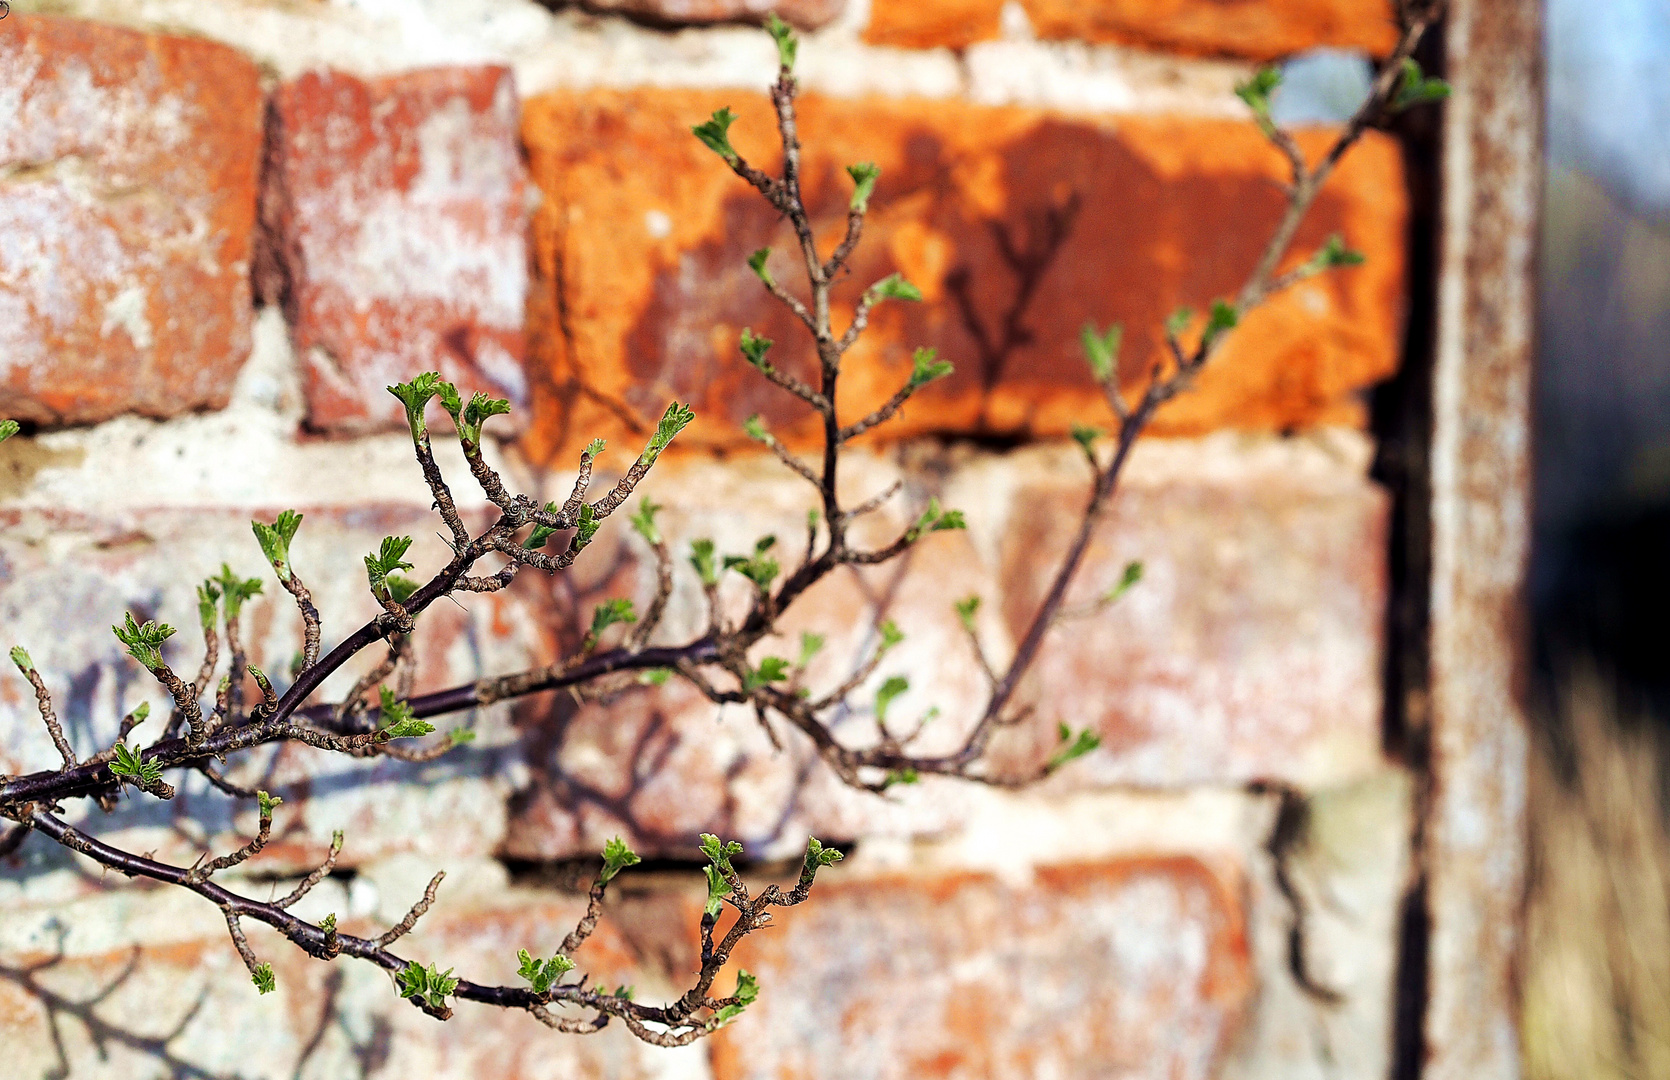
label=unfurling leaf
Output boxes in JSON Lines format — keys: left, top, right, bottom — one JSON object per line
{"left": 908, "top": 346, "right": 953, "bottom": 389}
{"left": 589, "top": 598, "right": 638, "bottom": 641}
{"left": 574, "top": 503, "right": 601, "bottom": 550}
{"left": 109, "top": 742, "right": 163, "bottom": 787}
{"left": 747, "top": 247, "right": 774, "bottom": 287}
{"left": 1164, "top": 307, "right": 1195, "bottom": 339}
{"left": 715, "top": 969, "right": 761, "bottom": 1024}
{"left": 846, "top": 161, "right": 881, "bottom": 212}
{"left": 252, "top": 510, "right": 303, "bottom": 582}
{"left": 1203, "top": 299, "right": 1239, "bottom": 344}
{"left": 872, "top": 273, "right": 922, "bottom": 302}
{"left": 1048, "top": 724, "right": 1102, "bottom": 770}
{"left": 700, "top": 833, "right": 745, "bottom": 916}
{"left": 1071, "top": 423, "right": 1102, "bottom": 459}
{"left": 803, "top": 835, "right": 844, "bottom": 875}
{"left": 639, "top": 668, "right": 673, "bottom": 686}
{"left": 113, "top": 613, "right": 176, "bottom": 671}
{"left": 1304, "top": 233, "right": 1366, "bottom": 276}
{"left": 739, "top": 327, "right": 774, "bottom": 371}
{"left": 196, "top": 582, "right": 221, "bottom": 630}
{"left": 458, "top": 392, "right": 511, "bottom": 447}
{"left": 215, "top": 564, "right": 264, "bottom": 619}
{"left": 629, "top": 499, "right": 663, "bottom": 546}
{"left": 723, "top": 550, "right": 780, "bottom": 592}
{"left": 692, "top": 106, "right": 741, "bottom": 164}
{"left": 252, "top": 962, "right": 276, "bottom": 996}
{"left": 1102, "top": 560, "right": 1144, "bottom": 604}
{"left": 387, "top": 372, "right": 450, "bottom": 441}
{"left": 690, "top": 538, "right": 719, "bottom": 585}
{"left": 1080, "top": 322, "right": 1123, "bottom": 383}
{"left": 874, "top": 675, "right": 909, "bottom": 724}
{"left": 364, "top": 535, "right": 416, "bottom": 600}
{"left": 448, "top": 728, "right": 477, "bottom": 747}
{"left": 0, "top": 420, "right": 18, "bottom": 442}
{"left": 378, "top": 686, "right": 435, "bottom": 740}
{"left": 1392, "top": 58, "right": 1451, "bottom": 112}
{"left": 601, "top": 836, "right": 642, "bottom": 883}
{"left": 910, "top": 497, "right": 966, "bottom": 537}
{"left": 954, "top": 595, "right": 981, "bottom": 633}
{"left": 765, "top": 12, "right": 798, "bottom": 70}
{"left": 647, "top": 402, "right": 695, "bottom": 456}
{"left": 743, "top": 414, "right": 769, "bottom": 443}
{"left": 517, "top": 948, "right": 576, "bottom": 994}
{"left": 798, "top": 632, "right": 826, "bottom": 667}
{"left": 585, "top": 437, "right": 606, "bottom": 460}
{"left": 1234, "top": 66, "right": 1282, "bottom": 117}
{"left": 878, "top": 619, "right": 905, "bottom": 653}
{"left": 319, "top": 913, "right": 337, "bottom": 935}
{"left": 885, "top": 767, "right": 920, "bottom": 787}
{"left": 9, "top": 646, "right": 33, "bottom": 673}
{"left": 743, "top": 656, "right": 790, "bottom": 691}
{"left": 396, "top": 962, "right": 458, "bottom": 1010}
{"left": 256, "top": 789, "right": 282, "bottom": 817}
{"left": 526, "top": 500, "right": 563, "bottom": 551}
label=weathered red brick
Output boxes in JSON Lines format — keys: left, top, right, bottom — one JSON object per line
{"left": 865, "top": 0, "right": 1401, "bottom": 59}
{"left": 709, "top": 858, "right": 1253, "bottom": 1080}
{"left": 584, "top": 0, "right": 845, "bottom": 29}
{"left": 0, "top": 16, "right": 262, "bottom": 425}
{"left": 262, "top": 66, "right": 529, "bottom": 436}
{"left": 520, "top": 89, "right": 1406, "bottom": 465}
{"left": 980, "top": 436, "right": 1391, "bottom": 786}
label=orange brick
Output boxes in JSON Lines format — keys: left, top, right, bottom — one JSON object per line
{"left": 0, "top": 16, "right": 262, "bottom": 425}
{"left": 1023, "top": 0, "right": 1401, "bottom": 59}
{"left": 520, "top": 89, "right": 1406, "bottom": 466}
{"left": 864, "top": 0, "right": 1401, "bottom": 59}
{"left": 863, "top": 0, "right": 1004, "bottom": 50}
{"left": 710, "top": 858, "right": 1253, "bottom": 1080}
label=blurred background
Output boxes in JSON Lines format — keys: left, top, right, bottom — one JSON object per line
{"left": 1525, "top": 0, "right": 1670, "bottom": 1076}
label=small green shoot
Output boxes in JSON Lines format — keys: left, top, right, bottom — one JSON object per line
{"left": 112, "top": 613, "right": 176, "bottom": 671}
{"left": 846, "top": 162, "right": 881, "bottom": 212}
{"left": 908, "top": 346, "right": 953, "bottom": 388}
{"left": 601, "top": 836, "right": 641, "bottom": 884}
{"left": 692, "top": 107, "right": 740, "bottom": 165}
{"left": 252, "top": 511, "right": 303, "bottom": 583}
{"left": 1080, "top": 323, "right": 1123, "bottom": 382}
{"left": 396, "top": 962, "right": 459, "bottom": 1010}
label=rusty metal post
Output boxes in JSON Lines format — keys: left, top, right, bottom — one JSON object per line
{"left": 1423, "top": 0, "right": 1542, "bottom": 1076}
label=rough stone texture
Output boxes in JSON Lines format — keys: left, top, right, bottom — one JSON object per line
{"left": 521, "top": 88, "right": 1406, "bottom": 464}
{"left": 865, "top": 0, "right": 1401, "bottom": 59}
{"left": 1223, "top": 769, "right": 1415, "bottom": 1080}
{"left": 0, "top": 15, "right": 262, "bottom": 426}
{"left": 262, "top": 65, "right": 530, "bottom": 436}
{"left": 583, "top": 0, "right": 845, "bottom": 30}
{"left": 0, "top": 505, "right": 548, "bottom": 881}
{"left": 708, "top": 857, "right": 1254, "bottom": 1080}
{"left": 0, "top": 860, "right": 709, "bottom": 1080}
{"left": 504, "top": 431, "right": 1390, "bottom": 862}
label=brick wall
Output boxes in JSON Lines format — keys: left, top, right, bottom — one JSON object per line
{"left": 0, "top": 3, "right": 1416, "bottom": 1078}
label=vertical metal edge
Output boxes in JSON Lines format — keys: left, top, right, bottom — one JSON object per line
{"left": 1424, "top": 0, "right": 1543, "bottom": 1076}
